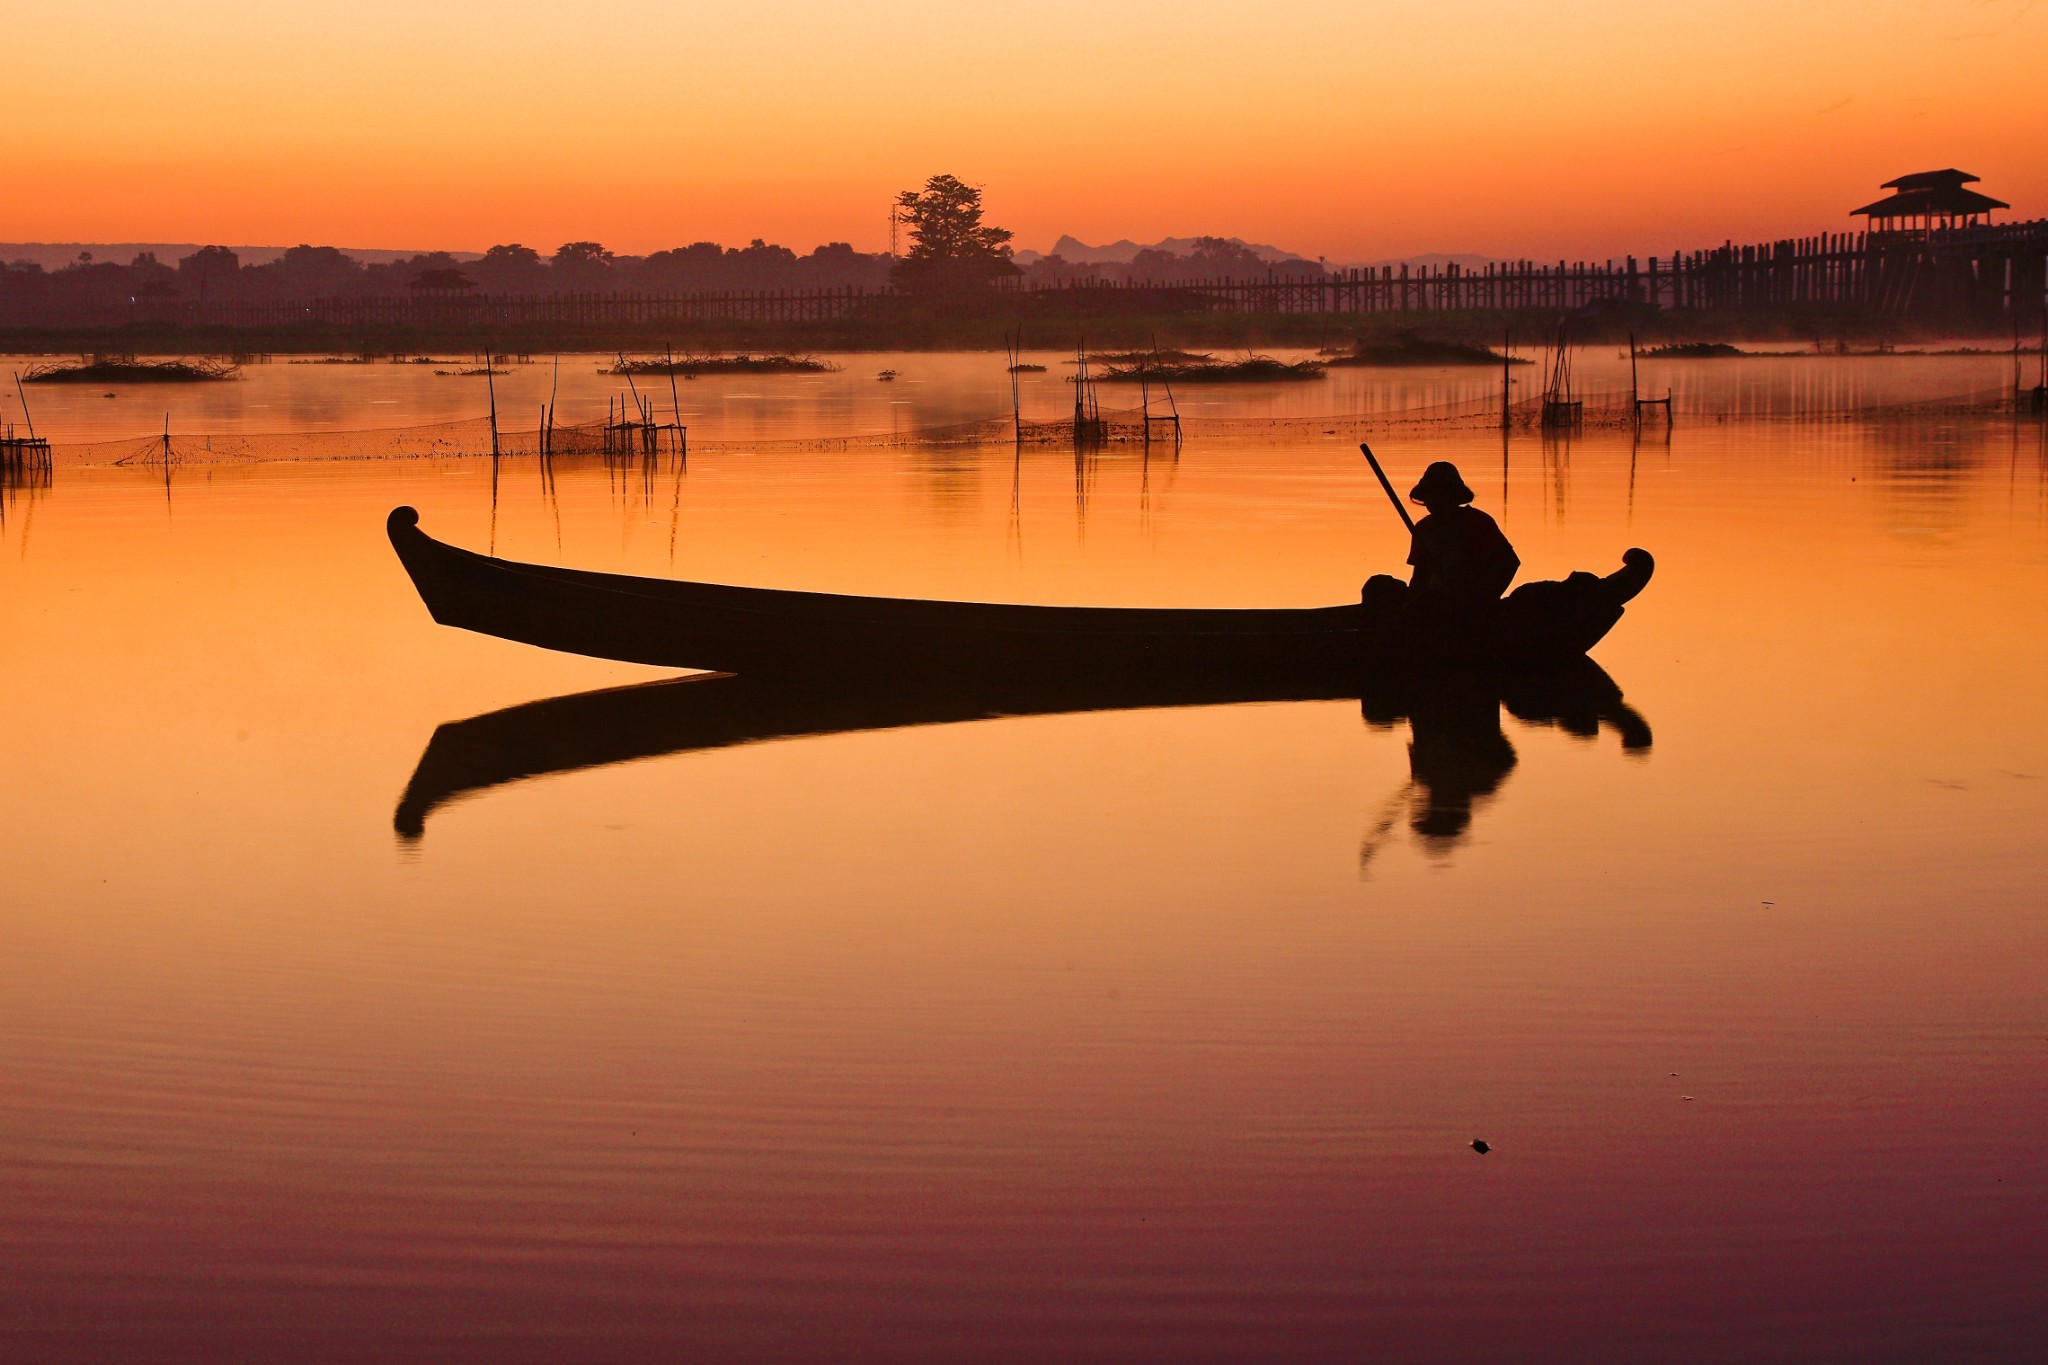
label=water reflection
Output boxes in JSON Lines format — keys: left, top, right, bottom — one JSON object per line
{"left": 1359, "top": 664, "right": 1651, "bottom": 867}
{"left": 0, "top": 453, "right": 52, "bottom": 553}
{"left": 396, "top": 661, "right": 1651, "bottom": 857}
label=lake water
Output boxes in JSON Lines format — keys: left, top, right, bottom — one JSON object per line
{"left": 3, "top": 351, "right": 2045, "bottom": 1362}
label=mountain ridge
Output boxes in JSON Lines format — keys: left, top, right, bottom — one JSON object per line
{"left": 1016, "top": 235, "right": 1496, "bottom": 273}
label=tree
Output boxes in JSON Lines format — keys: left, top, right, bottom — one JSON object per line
{"left": 409, "top": 267, "right": 474, "bottom": 294}
{"left": 178, "top": 246, "right": 242, "bottom": 303}
{"left": 251, "top": 245, "right": 364, "bottom": 300}
{"left": 551, "top": 241, "right": 615, "bottom": 292}
{"left": 473, "top": 244, "right": 546, "bottom": 292}
{"left": 1127, "top": 247, "right": 1182, "bottom": 283}
{"left": 1186, "top": 236, "right": 1267, "bottom": 276}
{"left": 482, "top": 243, "right": 542, "bottom": 269}
{"left": 890, "top": 174, "right": 1017, "bottom": 292}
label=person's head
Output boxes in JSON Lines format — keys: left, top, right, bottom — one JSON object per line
{"left": 1408, "top": 461, "right": 1475, "bottom": 513}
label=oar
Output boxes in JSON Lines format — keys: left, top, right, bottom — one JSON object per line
{"left": 1359, "top": 441, "right": 1415, "bottom": 533}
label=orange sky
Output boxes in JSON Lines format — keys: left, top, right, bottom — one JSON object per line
{"left": 8, "top": 0, "right": 2045, "bottom": 261}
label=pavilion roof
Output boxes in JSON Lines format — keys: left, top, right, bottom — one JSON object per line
{"left": 1854, "top": 171, "right": 2008, "bottom": 218}
{"left": 1880, "top": 168, "right": 1979, "bottom": 191}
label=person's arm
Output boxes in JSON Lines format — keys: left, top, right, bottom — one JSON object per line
{"left": 1488, "top": 526, "right": 1520, "bottom": 596}
{"left": 1406, "top": 521, "right": 1435, "bottom": 590}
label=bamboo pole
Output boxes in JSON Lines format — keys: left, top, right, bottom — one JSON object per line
{"left": 664, "top": 343, "right": 686, "bottom": 464}
{"left": 485, "top": 350, "right": 500, "bottom": 459}
{"left": 1358, "top": 442, "right": 1416, "bottom": 534}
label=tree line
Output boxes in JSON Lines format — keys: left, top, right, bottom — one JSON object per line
{"left": 0, "top": 239, "right": 899, "bottom": 312}
{"left": 1, "top": 176, "right": 1332, "bottom": 328}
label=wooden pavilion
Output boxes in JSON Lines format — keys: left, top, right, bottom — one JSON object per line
{"left": 1853, "top": 169, "right": 2009, "bottom": 234}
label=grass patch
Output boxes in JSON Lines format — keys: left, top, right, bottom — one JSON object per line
{"left": 1322, "top": 331, "right": 1523, "bottom": 367}
{"left": 1638, "top": 342, "right": 1750, "bottom": 358}
{"left": 1096, "top": 354, "right": 1324, "bottom": 383}
{"left": 612, "top": 353, "right": 835, "bottom": 376}
{"left": 20, "top": 355, "right": 238, "bottom": 383}
{"left": 1079, "top": 348, "right": 1214, "bottom": 367}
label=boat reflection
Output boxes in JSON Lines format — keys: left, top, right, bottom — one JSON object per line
{"left": 396, "top": 661, "right": 1651, "bottom": 856}
{"left": 1358, "top": 666, "right": 1651, "bottom": 866}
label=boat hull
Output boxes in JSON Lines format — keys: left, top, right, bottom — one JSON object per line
{"left": 386, "top": 507, "right": 1651, "bottom": 678}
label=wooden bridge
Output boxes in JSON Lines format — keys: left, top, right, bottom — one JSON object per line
{"left": 1104, "top": 221, "right": 2048, "bottom": 319}
{"left": 11, "top": 221, "right": 2046, "bottom": 332}
{"left": 184, "top": 286, "right": 874, "bottom": 329}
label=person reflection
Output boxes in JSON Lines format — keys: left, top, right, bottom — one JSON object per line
{"left": 1402, "top": 684, "right": 1518, "bottom": 845}
{"left": 1359, "top": 664, "right": 1650, "bottom": 865}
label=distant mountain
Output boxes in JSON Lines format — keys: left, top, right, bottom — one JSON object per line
{"left": 1015, "top": 234, "right": 1316, "bottom": 267}
{"left": 1014, "top": 237, "right": 1500, "bottom": 273}
{"left": 0, "top": 242, "right": 480, "bottom": 271}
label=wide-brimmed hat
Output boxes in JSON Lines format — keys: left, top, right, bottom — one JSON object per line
{"left": 1409, "top": 461, "right": 1474, "bottom": 505}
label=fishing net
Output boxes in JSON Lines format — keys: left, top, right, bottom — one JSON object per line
{"left": 27, "top": 383, "right": 2039, "bottom": 469}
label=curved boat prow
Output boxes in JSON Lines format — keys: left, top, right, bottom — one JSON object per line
{"left": 388, "top": 505, "right": 459, "bottom": 628}
{"left": 1606, "top": 548, "right": 1656, "bottom": 605}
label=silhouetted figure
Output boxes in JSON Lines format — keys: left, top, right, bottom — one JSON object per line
{"left": 1405, "top": 461, "right": 1519, "bottom": 607}
{"left": 1361, "top": 461, "right": 1519, "bottom": 623}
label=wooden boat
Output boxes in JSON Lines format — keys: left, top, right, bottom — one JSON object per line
{"left": 395, "top": 658, "right": 1650, "bottom": 839}
{"left": 386, "top": 506, "right": 1653, "bottom": 678}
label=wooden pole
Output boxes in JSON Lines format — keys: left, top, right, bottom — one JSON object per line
{"left": 1007, "top": 329, "right": 1022, "bottom": 445}
{"left": 664, "top": 343, "right": 685, "bottom": 464}
{"left": 1500, "top": 328, "right": 1511, "bottom": 431}
{"left": 11, "top": 372, "right": 33, "bottom": 440}
{"left": 485, "top": 350, "right": 500, "bottom": 458}
{"left": 617, "top": 353, "right": 645, "bottom": 431}
{"left": 1358, "top": 442, "right": 1416, "bottom": 533}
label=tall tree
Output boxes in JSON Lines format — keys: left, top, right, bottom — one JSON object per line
{"left": 178, "top": 246, "right": 242, "bottom": 302}
{"left": 551, "top": 241, "right": 615, "bottom": 292}
{"left": 891, "top": 174, "right": 1017, "bottom": 292}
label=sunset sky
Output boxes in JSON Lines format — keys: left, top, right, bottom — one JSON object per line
{"left": 9, "top": 0, "right": 2046, "bottom": 262}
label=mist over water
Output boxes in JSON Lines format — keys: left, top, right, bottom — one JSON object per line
{"left": 2, "top": 353, "right": 2044, "bottom": 1363}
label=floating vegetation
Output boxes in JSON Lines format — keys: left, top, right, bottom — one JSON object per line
{"left": 1323, "top": 332, "right": 1523, "bottom": 367}
{"left": 876, "top": 369, "right": 899, "bottom": 381}
{"left": 1638, "top": 342, "right": 1750, "bottom": 359}
{"left": 1075, "top": 348, "right": 1214, "bottom": 367}
{"left": 1007, "top": 362, "right": 1047, "bottom": 373}
{"left": 1095, "top": 354, "right": 1325, "bottom": 384}
{"left": 612, "top": 353, "right": 835, "bottom": 376}
{"left": 20, "top": 356, "right": 239, "bottom": 384}
{"left": 434, "top": 367, "right": 500, "bottom": 377}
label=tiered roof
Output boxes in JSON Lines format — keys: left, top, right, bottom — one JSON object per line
{"left": 1853, "top": 169, "right": 2008, "bottom": 221}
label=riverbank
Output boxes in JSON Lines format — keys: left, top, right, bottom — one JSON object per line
{"left": 0, "top": 300, "right": 2019, "bottom": 359}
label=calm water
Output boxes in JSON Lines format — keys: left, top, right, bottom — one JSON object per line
{"left": 2, "top": 353, "right": 2045, "bottom": 1362}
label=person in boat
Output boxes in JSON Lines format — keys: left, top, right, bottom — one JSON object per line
{"left": 1363, "top": 461, "right": 1518, "bottom": 617}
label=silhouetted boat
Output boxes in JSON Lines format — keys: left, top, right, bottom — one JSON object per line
{"left": 386, "top": 507, "right": 1654, "bottom": 675}
{"left": 395, "top": 657, "right": 1650, "bottom": 839}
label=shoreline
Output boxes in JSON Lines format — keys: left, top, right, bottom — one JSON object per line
{"left": 1, "top": 303, "right": 2031, "bottom": 359}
